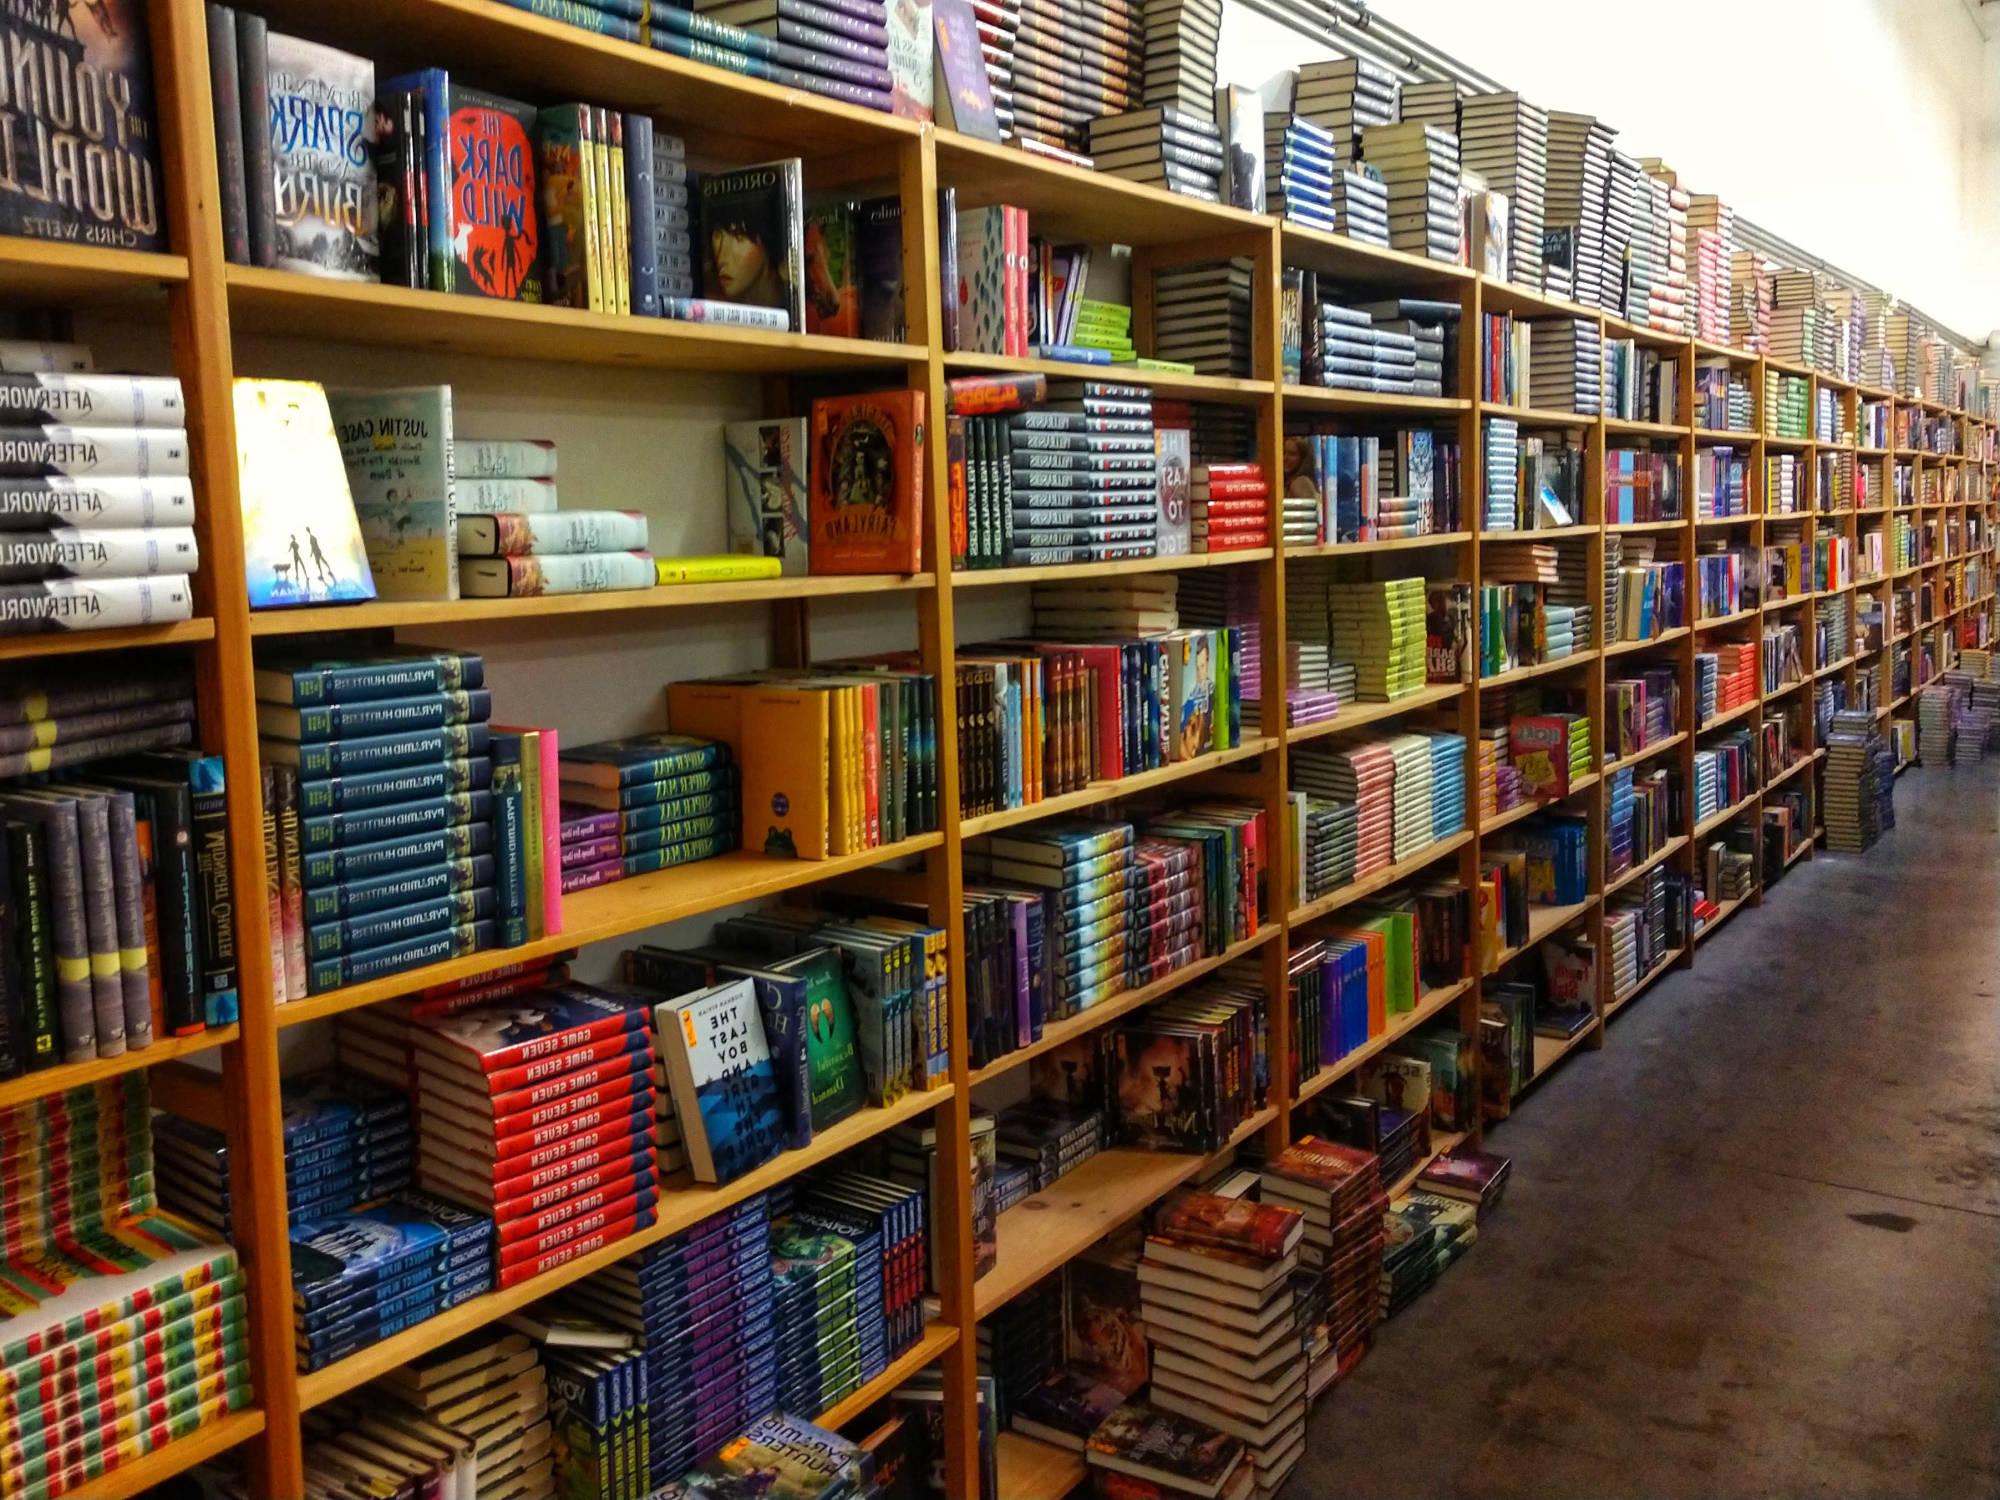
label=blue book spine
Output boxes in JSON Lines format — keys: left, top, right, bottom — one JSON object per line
{"left": 295, "top": 759, "right": 488, "bottom": 816}
{"left": 301, "top": 822, "right": 493, "bottom": 887}
{"left": 494, "top": 0, "right": 642, "bottom": 37}
{"left": 1034, "top": 344, "right": 1113, "bottom": 365}
{"left": 287, "top": 723, "right": 490, "bottom": 780}
{"left": 305, "top": 919, "right": 495, "bottom": 995}
{"left": 623, "top": 113, "right": 660, "bottom": 317}
{"left": 301, "top": 792, "right": 493, "bottom": 852}
{"left": 272, "top": 654, "right": 482, "bottom": 705}
{"left": 307, "top": 890, "right": 492, "bottom": 960}
{"left": 749, "top": 972, "right": 814, "bottom": 1152}
{"left": 491, "top": 733, "right": 528, "bottom": 947}
{"left": 303, "top": 854, "right": 493, "bottom": 922}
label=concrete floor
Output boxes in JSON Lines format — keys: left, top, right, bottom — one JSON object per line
{"left": 1289, "top": 763, "right": 2000, "bottom": 1498}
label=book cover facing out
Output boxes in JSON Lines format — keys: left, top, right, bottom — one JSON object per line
{"left": 808, "top": 391, "right": 924, "bottom": 574}
{"left": 447, "top": 86, "right": 541, "bottom": 302}
{"left": 724, "top": 417, "right": 810, "bottom": 575}
{"left": 266, "top": 33, "right": 378, "bottom": 280}
{"left": 233, "top": 380, "right": 375, "bottom": 609}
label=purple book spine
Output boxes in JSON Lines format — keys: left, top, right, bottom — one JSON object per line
{"left": 767, "top": 24, "right": 892, "bottom": 77}
{"left": 767, "top": 0, "right": 888, "bottom": 27}
{"left": 768, "top": 0, "right": 889, "bottom": 45}
{"left": 779, "top": 61, "right": 895, "bottom": 108}
{"left": 559, "top": 808, "right": 622, "bottom": 843}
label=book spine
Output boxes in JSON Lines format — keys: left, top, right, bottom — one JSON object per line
{"left": 0, "top": 576, "right": 193, "bottom": 635}
{"left": 659, "top": 296, "right": 789, "bottom": 329}
{"left": 180, "top": 757, "right": 239, "bottom": 1026}
{"left": 536, "top": 728, "right": 564, "bottom": 936}
{"left": 494, "top": 0, "right": 642, "bottom": 39}
{"left": 460, "top": 552, "right": 654, "bottom": 598}
{"left": 205, "top": 6, "right": 248, "bottom": 266}
{"left": 623, "top": 113, "right": 659, "bottom": 317}
{"left": 492, "top": 734, "right": 529, "bottom": 947}
{"left": 98, "top": 790, "right": 152, "bottom": 1047}
{"left": 259, "top": 764, "right": 285, "bottom": 1001}
{"left": 0, "top": 477, "right": 195, "bottom": 531}
{"left": 273, "top": 766, "right": 307, "bottom": 1001}
{"left": 606, "top": 111, "right": 632, "bottom": 318}
{"left": 0, "top": 832, "right": 15, "bottom": 1077}
{"left": 236, "top": 12, "right": 274, "bottom": 269}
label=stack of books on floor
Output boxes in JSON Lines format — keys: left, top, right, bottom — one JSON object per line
{"left": 1359, "top": 122, "right": 1460, "bottom": 264}
{"left": 1328, "top": 577, "right": 1429, "bottom": 700}
{"left": 154, "top": 1070, "right": 414, "bottom": 1238}
{"left": 1192, "top": 463, "right": 1270, "bottom": 552}
{"left": 1460, "top": 92, "right": 1548, "bottom": 287}
{"left": 1086, "top": 108, "right": 1225, "bottom": 201}
{"left": 1142, "top": 0, "right": 1221, "bottom": 119}
{"left": 0, "top": 357, "right": 198, "bottom": 635}
{"left": 256, "top": 650, "right": 507, "bottom": 997}
{"left": 1010, "top": 0, "right": 1142, "bottom": 154}
{"left": 1154, "top": 260, "right": 1255, "bottom": 376}
{"left": 557, "top": 733, "right": 740, "bottom": 889}
{"left": 1261, "top": 1138, "right": 1386, "bottom": 1390}
{"left": 1292, "top": 56, "right": 1399, "bottom": 161}
{"left": 1263, "top": 114, "right": 1337, "bottom": 228}
{"left": 1086, "top": 1400, "right": 1255, "bottom": 1500}
{"left": 1140, "top": 1191, "right": 1308, "bottom": 1495}
{"left": 1329, "top": 164, "right": 1390, "bottom": 245}
{"left": 1379, "top": 1189, "right": 1478, "bottom": 1317}
{"left": 365, "top": 1326, "right": 553, "bottom": 1495}
{"left": 0, "top": 1079, "right": 252, "bottom": 1493}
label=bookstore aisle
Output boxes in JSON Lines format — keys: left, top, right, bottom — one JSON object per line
{"left": 1288, "top": 763, "right": 2000, "bottom": 1498}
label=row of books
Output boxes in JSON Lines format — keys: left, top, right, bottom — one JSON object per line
{"left": 1289, "top": 729, "right": 1467, "bottom": 903}
{"left": 0, "top": 671, "right": 238, "bottom": 1073}
{"left": 1604, "top": 539, "right": 1686, "bottom": 644}
{"left": 1279, "top": 428, "right": 1465, "bottom": 545}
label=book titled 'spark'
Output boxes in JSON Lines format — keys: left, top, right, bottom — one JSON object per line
{"left": 233, "top": 380, "right": 375, "bottom": 609}
{"left": 265, "top": 33, "right": 377, "bottom": 280}
{"left": 0, "top": 0, "right": 164, "bottom": 252}
{"left": 808, "top": 391, "right": 924, "bottom": 574}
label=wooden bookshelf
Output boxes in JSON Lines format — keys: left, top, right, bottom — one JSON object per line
{"left": 1, "top": 8, "right": 1983, "bottom": 1493}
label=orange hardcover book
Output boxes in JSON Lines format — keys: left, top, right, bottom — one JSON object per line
{"left": 740, "top": 687, "right": 830, "bottom": 859}
{"left": 809, "top": 390, "right": 926, "bottom": 574}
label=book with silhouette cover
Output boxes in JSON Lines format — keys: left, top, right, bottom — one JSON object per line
{"left": 233, "top": 380, "right": 375, "bottom": 609}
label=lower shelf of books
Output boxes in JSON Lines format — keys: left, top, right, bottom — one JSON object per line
{"left": 0, "top": 1023, "right": 241, "bottom": 1113}
{"left": 996, "top": 1430, "right": 1087, "bottom": 1500}
{"left": 68, "top": 1408, "right": 267, "bottom": 1500}
{"left": 974, "top": 1108, "right": 1277, "bottom": 1321}
{"left": 1607, "top": 946, "right": 1684, "bottom": 1018}
{"left": 1693, "top": 893, "right": 1750, "bottom": 946}
{"left": 294, "top": 1082, "right": 954, "bottom": 1409}
{"left": 817, "top": 1323, "right": 961, "bottom": 1431}
{"left": 1530, "top": 1015, "right": 1601, "bottom": 1083}
{"left": 1294, "top": 978, "right": 1474, "bottom": 1106}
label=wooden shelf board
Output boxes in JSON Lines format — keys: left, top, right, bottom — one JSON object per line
{"left": 1480, "top": 401, "right": 1594, "bottom": 428}
{"left": 1694, "top": 429, "right": 1761, "bottom": 443}
{"left": 298, "top": 1083, "right": 954, "bottom": 1408}
{"left": 937, "top": 133, "right": 1267, "bottom": 245}
{"left": 954, "top": 549, "right": 1271, "bottom": 589}
{"left": 1783, "top": 838, "right": 1814, "bottom": 869}
{"left": 1694, "top": 894, "right": 1749, "bottom": 946}
{"left": 1764, "top": 754, "right": 1815, "bottom": 792}
{"left": 250, "top": 575, "right": 934, "bottom": 634}
{"left": 1604, "top": 417, "right": 1691, "bottom": 438}
{"left": 0, "top": 1025, "right": 239, "bottom": 1112}
{"left": 1602, "top": 732, "right": 1688, "bottom": 779}
{"left": 1294, "top": 979, "right": 1472, "bottom": 1106}
{"left": 1478, "top": 650, "right": 1598, "bottom": 689}
{"left": 1478, "top": 773, "right": 1599, "bottom": 837}
{"left": 1605, "top": 518, "right": 1686, "bottom": 534}
{"left": 1698, "top": 698, "right": 1761, "bottom": 734}
{"left": 1279, "top": 224, "right": 1476, "bottom": 288}
{"left": 1695, "top": 607, "right": 1760, "bottom": 632}
{"left": 275, "top": 835, "right": 944, "bottom": 1026}
{"left": 1601, "top": 314, "right": 1692, "bottom": 351}
{"left": 1288, "top": 830, "right": 1473, "bottom": 927}
{"left": 1486, "top": 896, "right": 1597, "bottom": 975}
{"left": 1530, "top": 1017, "right": 1601, "bottom": 1080}
{"left": 1764, "top": 434, "right": 1813, "bottom": 451}
{"left": 1477, "top": 279, "right": 1598, "bottom": 322}
{"left": 227, "top": 266, "right": 926, "bottom": 372}
{"left": 1695, "top": 513, "right": 1757, "bottom": 527}
{"left": 63, "top": 1409, "right": 266, "bottom": 1500}
{"left": 1604, "top": 627, "right": 1690, "bottom": 657}
{"left": 1812, "top": 654, "right": 1858, "bottom": 679}
{"left": 1694, "top": 793, "right": 1760, "bottom": 839}
{"left": 1607, "top": 946, "right": 1684, "bottom": 1018}
{"left": 1482, "top": 522, "right": 1597, "bottom": 542}
{"left": 1764, "top": 677, "right": 1808, "bottom": 699}
{"left": 816, "top": 1323, "right": 959, "bottom": 1429}
{"left": 1286, "top": 683, "right": 1466, "bottom": 744}
{"left": 1286, "top": 530, "right": 1471, "bottom": 558}
{"left": 1281, "top": 385, "right": 1471, "bottom": 415}
{"left": 0, "top": 239, "right": 188, "bottom": 304}
{"left": 997, "top": 1433, "right": 1087, "bottom": 1500}
{"left": 0, "top": 617, "right": 216, "bottom": 662}
{"left": 1387, "top": 1128, "right": 1471, "bottom": 1201}
{"left": 975, "top": 1107, "right": 1277, "bottom": 1320}
{"left": 941, "top": 350, "right": 1270, "bottom": 406}
{"left": 968, "top": 927, "right": 1278, "bottom": 1088}
{"left": 960, "top": 740, "right": 1273, "bottom": 838}
{"left": 249, "top": 0, "right": 914, "bottom": 151}
{"left": 1604, "top": 835, "right": 1689, "bottom": 898}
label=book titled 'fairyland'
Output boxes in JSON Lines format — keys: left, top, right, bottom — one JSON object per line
{"left": 233, "top": 380, "right": 375, "bottom": 609}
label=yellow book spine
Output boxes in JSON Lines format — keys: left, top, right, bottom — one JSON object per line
{"left": 578, "top": 114, "right": 605, "bottom": 315}
{"left": 655, "top": 555, "right": 783, "bottom": 584}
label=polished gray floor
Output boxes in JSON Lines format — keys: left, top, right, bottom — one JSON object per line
{"left": 1289, "top": 763, "right": 2000, "bottom": 1498}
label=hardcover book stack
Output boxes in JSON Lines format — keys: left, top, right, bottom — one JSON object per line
{"left": 1154, "top": 260, "right": 1256, "bottom": 378}
{"left": 1291, "top": 742, "right": 1394, "bottom": 883}
{"left": 256, "top": 651, "right": 505, "bottom": 997}
{"left": 1141, "top": 0, "right": 1221, "bottom": 120}
{"left": 287, "top": 1188, "right": 495, "bottom": 1372}
{"left": 1191, "top": 463, "right": 1270, "bottom": 553}
{"left": 1262, "top": 114, "right": 1337, "bottom": 229}
{"left": 1327, "top": 577, "right": 1428, "bottom": 701}
{"left": 370, "top": 1326, "right": 553, "bottom": 1496}
{"left": 1527, "top": 318, "right": 1604, "bottom": 416}
{"left": 1087, "top": 1399, "right": 1253, "bottom": 1500}
{"left": 0, "top": 1078, "right": 251, "bottom": 1494}
{"left": 1359, "top": 122, "right": 1460, "bottom": 265}
{"left": 1686, "top": 194, "right": 1735, "bottom": 344}
{"left": 1543, "top": 112, "right": 1614, "bottom": 307}
{"left": 0, "top": 357, "right": 197, "bottom": 637}
{"left": 787, "top": 1168, "right": 931, "bottom": 1364}
{"left": 1086, "top": 109, "right": 1226, "bottom": 201}
{"left": 694, "top": 0, "right": 897, "bottom": 114}
{"left": 1604, "top": 149, "right": 1649, "bottom": 323}
{"left": 153, "top": 1071, "right": 412, "bottom": 1238}
{"left": 1369, "top": 296, "right": 1457, "bottom": 400}
{"left": 1329, "top": 164, "right": 1391, "bottom": 246}
{"left": 557, "top": 733, "right": 738, "bottom": 891}
{"left": 1291, "top": 56, "right": 1399, "bottom": 163}
{"left": 1314, "top": 298, "right": 1421, "bottom": 396}
{"left": 453, "top": 437, "right": 654, "bottom": 600}
{"left": 1379, "top": 1189, "right": 1478, "bottom": 1317}
{"left": 976, "top": 0, "right": 1022, "bottom": 141}
{"left": 1459, "top": 92, "right": 1548, "bottom": 287}
{"left": 1008, "top": 0, "right": 1143, "bottom": 155}
{"left": 1822, "top": 707, "right": 1889, "bottom": 853}
{"left": 768, "top": 1214, "right": 875, "bottom": 1418}
{"left": 537, "top": 1333, "right": 651, "bottom": 1499}
{"left": 406, "top": 983, "right": 660, "bottom": 1290}
{"left": 1640, "top": 161, "right": 1692, "bottom": 335}
{"left": 971, "top": 821, "right": 1136, "bottom": 1022}
{"left": 1139, "top": 1192, "right": 1308, "bottom": 1495}
{"left": 1259, "top": 1137, "right": 1386, "bottom": 1384}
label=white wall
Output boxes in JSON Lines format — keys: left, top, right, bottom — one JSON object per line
{"left": 1220, "top": 0, "right": 2000, "bottom": 343}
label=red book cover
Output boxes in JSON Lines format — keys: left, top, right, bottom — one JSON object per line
{"left": 454, "top": 1025, "right": 648, "bottom": 1096}
{"left": 412, "top": 959, "right": 571, "bottom": 1013}
{"left": 421, "top": 1071, "right": 650, "bottom": 1141}
{"left": 409, "top": 986, "right": 644, "bottom": 1074}
{"left": 421, "top": 1050, "right": 651, "bottom": 1121}
{"left": 945, "top": 372, "right": 1046, "bottom": 415}
{"left": 463, "top": 1138, "right": 653, "bottom": 1207}
{"left": 494, "top": 1173, "right": 653, "bottom": 1245}
{"left": 496, "top": 1198, "right": 651, "bottom": 1270}
{"left": 1192, "top": 463, "right": 1264, "bottom": 482}
{"left": 497, "top": 1213, "right": 645, "bottom": 1287}
{"left": 1155, "top": 1190, "right": 1302, "bottom": 1258}
{"left": 466, "top": 1108, "right": 654, "bottom": 1169}
{"left": 947, "top": 415, "right": 968, "bottom": 566}
{"left": 1189, "top": 478, "right": 1269, "bottom": 500}
{"left": 809, "top": 390, "right": 926, "bottom": 574}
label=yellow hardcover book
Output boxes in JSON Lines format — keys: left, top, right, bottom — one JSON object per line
{"left": 665, "top": 681, "right": 749, "bottom": 761}
{"left": 849, "top": 685, "right": 867, "bottom": 853}
{"left": 604, "top": 107, "right": 631, "bottom": 317}
{"left": 591, "top": 107, "right": 619, "bottom": 319}
{"left": 655, "top": 555, "right": 783, "bottom": 584}
{"left": 577, "top": 110, "right": 605, "bottom": 315}
{"left": 832, "top": 686, "right": 856, "bottom": 856}
{"left": 739, "top": 688, "right": 830, "bottom": 859}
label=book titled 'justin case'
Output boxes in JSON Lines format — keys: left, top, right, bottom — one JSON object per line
{"left": 326, "top": 386, "right": 459, "bottom": 601}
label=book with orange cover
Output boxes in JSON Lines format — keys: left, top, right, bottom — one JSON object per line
{"left": 740, "top": 687, "right": 831, "bottom": 860}
{"left": 809, "top": 390, "right": 926, "bottom": 574}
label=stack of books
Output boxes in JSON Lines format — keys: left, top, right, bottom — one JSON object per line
{"left": 692, "top": 0, "right": 896, "bottom": 110}
{"left": 1330, "top": 164, "right": 1390, "bottom": 245}
{"left": 1527, "top": 317, "right": 1603, "bottom": 415}
{"left": 1295, "top": 795, "right": 1359, "bottom": 900}
{"left": 979, "top": 0, "right": 1020, "bottom": 141}
{"left": 1262, "top": 113, "right": 1336, "bottom": 229}
{"left": 288, "top": 1189, "right": 494, "bottom": 1371}
{"left": 1641, "top": 161, "right": 1691, "bottom": 335}
{"left": 1085, "top": 1400, "right": 1253, "bottom": 1500}
{"left": 1380, "top": 1190, "right": 1478, "bottom": 1316}
{"left": 973, "top": 821, "right": 1136, "bottom": 1020}
{"left": 154, "top": 1071, "right": 413, "bottom": 1238}
{"left": 769, "top": 1213, "right": 873, "bottom": 1417}
{"left": 1369, "top": 297, "right": 1456, "bottom": 399}
{"left": 1327, "top": 577, "right": 1428, "bottom": 700}
{"left": 1110, "top": 980, "right": 1266, "bottom": 1152}
{"left": 1291, "top": 741, "right": 1395, "bottom": 880}
{"left": 1139, "top": 1192, "right": 1309, "bottom": 1494}
{"left": 1142, "top": 0, "right": 1220, "bottom": 119}
{"left": 1687, "top": 193, "right": 1734, "bottom": 343}
{"left": 1460, "top": 92, "right": 1548, "bottom": 287}
{"left": 1398, "top": 78, "right": 1457, "bottom": 131}
{"left": 1154, "top": 259, "right": 1255, "bottom": 376}
{"left": 1291, "top": 56, "right": 1399, "bottom": 162}
{"left": 1483, "top": 417, "right": 1520, "bottom": 531}
{"left": 1066, "top": 299, "right": 1137, "bottom": 364}
{"left": 1086, "top": 108, "right": 1225, "bottom": 201}
{"left": 370, "top": 1328, "right": 552, "bottom": 1493}
{"left": 1011, "top": 0, "right": 1142, "bottom": 154}
{"left": 1260, "top": 1138, "right": 1386, "bottom": 1377}
{"left": 1191, "top": 462, "right": 1269, "bottom": 552}
{"left": 1386, "top": 732, "right": 1436, "bottom": 865}
{"left": 556, "top": 733, "right": 738, "bottom": 891}
{"left": 1359, "top": 122, "right": 1460, "bottom": 264}
{"left": 1315, "top": 299, "right": 1420, "bottom": 395}
{"left": 407, "top": 984, "right": 660, "bottom": 1289}
{"left": 0, "top": 358, "right": 198, "bottom": 635}
{"left": 1605, "top": 150, "right": 1649, "bottom": 323}
{"left": 453, "top": 437, "right": 649, "bottom": 600}
{"left": 256, "top": 650, "right": 504, "bottom": 996}
{"left": 1543, "top": 111, "right": 1613, "bottom": 306}
{"left": 1429, "top": 731, "right": 1469, "bottom": 841}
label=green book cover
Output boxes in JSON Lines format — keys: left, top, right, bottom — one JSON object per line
{"left": 776, "top": 945, "right": 863, "bottom": 1131}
